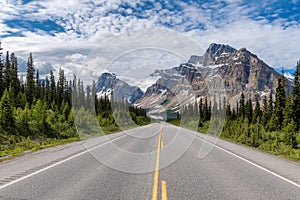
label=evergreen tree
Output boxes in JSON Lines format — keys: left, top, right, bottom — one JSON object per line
{"left": 57, "top": 68, "right": 65, "bottom": 106}
{"left": 10, "top": 53, "right": 20, "bottom": 100}
{"left": 253, "top": 97, "right": 262, "bottom": 124}
{"left": 262, "top": 96, "right": 268, "bottom": 126}
{"left": 199, "top": 98, "right": 203, "bottom": 120}
{"left": 86, "top": 85, "right": 91, "bottom": 110}
{"left": 92, "top": 80, "right": 97, "bottom": 112}
{"left": 283, "top": 92, "right": 294, "bottom": 127}
{"left": 0, "top": 45, "right": 3, "bottom": 97}
{"left": 25, "top": 53, "right": 35, "bottom": 105}
{"left": 35, "top": 69, "right": 41, "bottom": 100}
{"left": 282, "top": 92, "right": 297, "bottom": 147}
{"left": 239, "top": 92, "right": 245, "bottom": 118}
{"left": 45, "top": 77, "right": 51, "bottom": 106}
{"left": 245, "top": 98, "right": 253, "bottom": 123}
{"left": 4, "top": 51, "right": 11, "bottom": 90}
{"left": 226, "top": 103, "right": 232, "bottom": 120}
{"left": 274, "top": 73, "right": 286, "bottom": 130}
{"left": 293, "top": 61, "right": 300, "bottom": 130}
{"left": 0, "top": 89, "right": 15, "bottom": 135}
{"left": 50, "top": 70, "right": 56, "bottom": 104}
{"left": 203, "top": 96, "right": 209, "bottom": 121}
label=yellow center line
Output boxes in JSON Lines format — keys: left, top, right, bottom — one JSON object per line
{"left": 152, "top": 128, "right": 162, "bottom": 200}
{"left": 162, "top": 180, "right": 168, "bottom": 200}
{"left": 161, "top": 141, "right": 164, "bottom": 149}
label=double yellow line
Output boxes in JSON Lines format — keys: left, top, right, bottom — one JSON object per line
{"left": 152, "top": 127, "right": 168, "bottom": 200}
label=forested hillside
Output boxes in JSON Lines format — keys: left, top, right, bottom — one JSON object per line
{"left": 0, "top": 49, "right": 150, "bottom": 159}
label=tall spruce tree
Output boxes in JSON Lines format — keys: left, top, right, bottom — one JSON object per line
{"left": 4, "top": 51, "right": 11, "bottom": 90}
{"left": 262, "top": 96, "right": 268, "bottom": 126}
{"left": 0, "top": 89, "right": 15, "bottom": 134}
{"left": 253, "top": 97, "right": 261, "bottom": 124}
{"left": 274, "top": 72, "right": 286, "bottom": 130}
{"left": 0, "top": 48, "right": 4, "bottom": 97}
{"left": 245, "top": 98, "right": 253, "bottom": 123}
{"left": 293, "top": 61, "right": 300, "bottom": 130}
{"left": 35, "top": 69, "right": 41, "bottom": 100}
{"left": 49, "top": 70, "right": 56, "bottom": 104}
{"left": 10, "top": 53, "right": 20, "bottom": 100}
{"left": 239, "top": 92, "right": 245, "bottom": 118}
{"left": 25, "top": 53, "right": 35, "bottom": 105}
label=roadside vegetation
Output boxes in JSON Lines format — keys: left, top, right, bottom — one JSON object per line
{"left": 0, "top": 48, "right": 150, "bottom": 160}
{"left": 168, "top": 61, "right": 300, "bottom": 162}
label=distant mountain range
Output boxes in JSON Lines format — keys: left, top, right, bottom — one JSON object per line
{"left": 96, "top": 43, "right": 294, "bottom": 116}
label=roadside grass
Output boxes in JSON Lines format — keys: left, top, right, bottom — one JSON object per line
{"left": 0, "top": 121, "right": 152, "bottom": 163}
{"left": 167, "top": 119, "right": 300, "bottom": 163}
{"left": 0, "top": 137, "right": 80, "bottom": 162}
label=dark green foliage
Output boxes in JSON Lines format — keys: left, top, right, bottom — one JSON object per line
{"left": 293, "top": 61, "right": 300, "bottom": 129}
{"left": 274, "top": 73, "right": 286, "bottom": 130}
{"left": 0, "top": 51, "right": 3, "bottom": 97}
{"left": 239, "top": 92, "right": 245, "bottom": 118}
{"left": 0, "top": 89, "right": 15, "bottom": 135}
{"left": 25, "top": 53, "right": 35, "bottom": 105}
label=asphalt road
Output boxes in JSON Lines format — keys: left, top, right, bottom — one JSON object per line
{"left": 0, "top": 123, "right": 300, "bottom": 199}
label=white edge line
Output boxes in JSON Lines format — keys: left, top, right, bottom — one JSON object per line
{"left": 0, "top": 134, "right": 127, "bottom": 190}
{"left": 184, "top": 130, "right": 300, "bottom": 189}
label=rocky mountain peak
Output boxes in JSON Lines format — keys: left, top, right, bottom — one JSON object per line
{"left": 188, "top": 43, "right": 236, "bottom": 66}
{"left": 96, "top": 72, "right": 117, "bottom": 91}
{"left": 96, "top": 72, "right": 144, "bottom": 103}
{"left": 206, "top": 43, "right": 236, "bottom": 57}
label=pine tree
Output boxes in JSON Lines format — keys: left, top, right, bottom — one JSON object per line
{"left": 35, "top": 69, "right": 41, "bottom": 100}
{"left": 45, "top": 77, "right": 51, "bottom": 106}
{"left": 282, "top": 92, "right": 296, "bottom": 147}
{"left": 0, "top": 44, "right": 3, "bottom": 97}
{"left": 92, "top": 80, "right": 97, "bottom": 112}
{"left": 203, "top": 96, "right": 209, "bottom": 121}
{"left": 86, "top": 85, "right": 91, "bottom": 110}
{"left": 245, "top": 98, "right": 253, "bottom": 123}
{"left": 199, "top": 98, "right": 203, "bottom": 120}
{"left": 0, "top": 89, "right": 15, "bottom": 135}
{"left": 57, "top": 68, "right": 65, "bottom": 106}
{"left": 0, "top": 57, "right": 3, "bottom": 98}
{"left": 293, "top": 61, "right": 300, "bottom": 130}
{"left": 226, "top": 103, "right": 232, "bottom": 120}
{"left": 274, "top": 73, "right": 286, "bottom": 130}
{"left": 4, "top": 51, "right": 11, "bottom": 90}
{"left": 10, "top": 53, "right": 20, "bottom": 101}
{"left": 25, "top": 53, "right": 35, "bottom": 105}
{"left": 49, "top": 70, "right": 56, "bottom": 104}
{"left": 283, "top": 92, "right": 294, "bottom": 127}
{"left": 262, "top": 96, "right": 268, "bottom": 126}
{"left": 239, "top": 92, "right": 245, "bottom": 118}
{"left": 267, "top": 92, "right": 274, "bottom": 125}
{"left": 253, "top": 97, "right": 262, "bottom": 124}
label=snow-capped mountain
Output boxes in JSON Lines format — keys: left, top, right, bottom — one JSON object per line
{"left": 96, "top": 73, "right": 144, "bottom": 103}
{"left": 135, "top": 43, "right": 293, "bottom": 114}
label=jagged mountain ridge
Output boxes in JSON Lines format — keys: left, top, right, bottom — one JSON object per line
{"left": 96, "top": 73, "right": 144, "bottom": 103}
{"left": 135, "top": 43, "right": 292, "bottom": 115}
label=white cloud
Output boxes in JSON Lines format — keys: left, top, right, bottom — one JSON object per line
{"left": 0, "top": 0, "right": 299, "bottom": 88}
{"left": 186, "top": 18, "right": 300, "bottom": 68}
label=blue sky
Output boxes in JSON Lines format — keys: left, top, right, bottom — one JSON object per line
{"left": 0, "top": 0, "right": 300, "bottom": 83}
